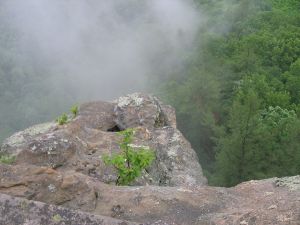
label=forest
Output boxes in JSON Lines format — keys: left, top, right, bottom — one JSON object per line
{"left": 0, "top": 0, "right": 300, "bottom": 187}
{"left": 159, "top": 0, "right": 300, "bottom": 186}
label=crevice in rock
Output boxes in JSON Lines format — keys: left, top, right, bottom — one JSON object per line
{"left": 107, "top": 125, "right": 122, "bottom": 132}
{"left": 153, "top": 98, "right": 169, "bottom": 128}
{"left": 0, "top": 183, "right": 27, "bottom": 189}
{"left": 154, "top": 112, "right": 167, "bottom": 128}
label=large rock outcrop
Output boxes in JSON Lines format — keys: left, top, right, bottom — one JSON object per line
{"left": 1, "top": 93, "right": 206, "bottom": 187}
{"left": 0, "top": 93, "right": 299, "bottom": 225}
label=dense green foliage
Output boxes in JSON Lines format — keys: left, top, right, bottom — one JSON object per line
{"left": 103, "top": 129, "right": 155, "bottom": 185}
{"left": 159, "top": 0, "right": 300, "bottom": 186}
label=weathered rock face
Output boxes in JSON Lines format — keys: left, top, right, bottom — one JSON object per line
{"left": 0, "top": 164, "right": 299, "bottom": 224}
{"left": 1, "top": 93, "right": 206, "bottom": 187}
{"left": 0, "top": 93, "right": 299, "bottom": 225}
{"left": 0, "top": 193, "right": 137, "bottom": 225}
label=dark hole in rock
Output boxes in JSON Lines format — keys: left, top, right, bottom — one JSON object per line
{"left": 107, "top": 125, "right": 122, "bottom": 132}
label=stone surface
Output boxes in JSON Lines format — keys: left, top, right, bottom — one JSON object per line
{"left": 0, "top": 163, "right": 299, "bottom": 224}
{"left": 0, "top": 193, "right": 137, "bottom": 225}
{"left": 1, "top": 93, "right": 207, "bottom": 187}
{"left": 113, "top": 93, "right": 176, "bottom": 130}
{"left": 0, "top": 93, "right": 299, "bottom": 225}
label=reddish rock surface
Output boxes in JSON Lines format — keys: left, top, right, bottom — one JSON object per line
{"left": 0, "top": 93, "right": 299, "bottom": 225}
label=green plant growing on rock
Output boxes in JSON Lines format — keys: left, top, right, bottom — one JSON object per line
{"left": 56, "top": 113, "right": 68, "bottom": 125}
{"left": 0, "top": 154, "right": 16, "bottom": 164}
{"left": 103, "top": 128, "right": 155, "bottom": 185}
{"left": 55, "top": 105, "right": 78, "bottom": 125}
{"left": 70, "top": 105, "right": 78, "bottom": 118}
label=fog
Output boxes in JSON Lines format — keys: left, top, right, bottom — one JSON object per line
{"left": 3, "top": 0, "right": 201, "bottom": 100}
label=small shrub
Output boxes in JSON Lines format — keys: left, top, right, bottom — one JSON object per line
{"left": 56, "top": 113, "right": 68, "bottom": 125}
{"left": 70, "top": 105, "right": 78, "bottom": 118}
{"left": 0, "top": 154, "right": 16, "bottom": 164}
{"left": 103, "top": 128, "right": 155, "bottom": 185}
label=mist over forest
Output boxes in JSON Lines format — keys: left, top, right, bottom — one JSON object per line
{"left": 0, "top": 0, "right": 300, "bottom": 186}
{"left": 0, "top": 0, "right": 200, "bottom": 140}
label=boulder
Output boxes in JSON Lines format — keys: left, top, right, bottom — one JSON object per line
{"left": 0, "top": 93, "right": 299, "bottom": 225}
{"left": 1, "top": 93, "right": 207, "bottom": 187}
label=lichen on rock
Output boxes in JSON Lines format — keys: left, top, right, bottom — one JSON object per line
{"left": 275, "top": 175, "right": 300, "bottom": 191}
{"left": 2, "top": 122, "right": 56, "bottom": 149}
{"left": 115, "top": 93, "right": 144, "bottom": 108}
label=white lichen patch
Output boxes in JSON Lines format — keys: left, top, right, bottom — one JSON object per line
{"left": 47, "top": 149, "right": 55, "bottom": 155}
{"left": 275, "top": 175, "right": 300, "bottom": 191}
{"left": 167, "top": 147, "right": 178, "bottom": 157}
{"left": 177, "top": 187, "right": 193, "bottom": 193}
{"left": 116, "top": 96, "right": 131, "bottom": 107}
{"left": 264, "top": 192, "right": 274, "bottom": 196}
{"left": 116, "top": 93, "right": 144, "bottom": 108}
{"left": 3, "top": 132, "right": 25, "bottom": 147}
{"left": 170, "top": 132, "right": 181, "bottom": 143}
{"left": 31, "top": 145, "right": 37, "bottom": 151}
{"left": 61, "top": 139, "right": 69, "bottom": 143}
{"left": 48, "top": 184, "right": 57, "bottom": 193}
{"left": 268, "top": 205, "right": 277, "bottom": 210}
{"left": 2, "top": 122, "right": 56, "bottom": 148}
{"left": 128, "top": 144, "right": 150, "bottom": 150}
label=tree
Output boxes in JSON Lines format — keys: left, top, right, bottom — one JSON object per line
{"left": 254, "top": 106, "right": 300, "bottom": 177}
{"left": 213, "top": 87, "right": 261, "bottom": 186}
{"left": 213, "top": 88, "right": 300, "bottom": 186}
{"left": 284, "top": 59, "right": 300, "bottom": 104}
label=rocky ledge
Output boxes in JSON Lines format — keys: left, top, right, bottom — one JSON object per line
{"left": 0, "top": 93, "right": 299, "bottom": 225}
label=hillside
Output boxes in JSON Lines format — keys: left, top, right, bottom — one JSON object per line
{"left": 158, "top": 0, "right": 300, "bottom": 186}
